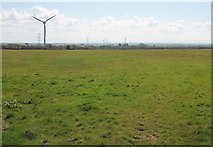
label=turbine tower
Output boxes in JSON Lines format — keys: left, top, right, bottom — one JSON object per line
{"left": 32, "top": 15, "right": 56, "bottom": 45}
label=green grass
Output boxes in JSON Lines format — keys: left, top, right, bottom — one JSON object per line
{"left": 2, "top": 49, "right": 211, "bottom": 145}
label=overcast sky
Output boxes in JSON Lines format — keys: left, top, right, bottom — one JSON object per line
{"left": 0, "top": 2, "right": 211, "bottom": 43}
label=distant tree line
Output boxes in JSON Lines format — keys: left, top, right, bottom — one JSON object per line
{"left": 1, "top": 43, "right": 92, "bottom": 50}
{"left": 1, "top": 43, "right": 210, "bottom": 50}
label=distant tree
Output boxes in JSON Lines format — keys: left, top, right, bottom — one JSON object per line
{"left": 48, "top": 44, "right": 52, "bottom": 48}
{"left": 66, "top": 45, "right": 71, "bottom": 50}
{"left": 72, "top": 45, "right": 77, "bottom": 50}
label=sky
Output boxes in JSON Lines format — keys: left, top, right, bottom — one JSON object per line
{"left": 0, "top": 1, "right": 211, "bottom": 43}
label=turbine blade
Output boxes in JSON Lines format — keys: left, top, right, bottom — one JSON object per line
{"left": 45, "top": 15, "right": 56, "bottom": 22}
{"left": 32, "top": 16, "right": 44, "bottom": 23}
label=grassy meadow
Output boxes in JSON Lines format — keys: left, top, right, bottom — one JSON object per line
{"left": 2, "top": 49, "right": 211, "bottom": 145}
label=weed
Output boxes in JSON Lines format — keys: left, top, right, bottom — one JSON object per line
{"left": 23, "top": 130, "right": 35, "bottom": 140}
{"left": 4, "top": 99, "right": 22, "bottom": 109}
{"left": 5, "top": 113, "right": 14, "bottom": 119}
{"left": 77, "top": 103, "right": 96, "bottom": 112}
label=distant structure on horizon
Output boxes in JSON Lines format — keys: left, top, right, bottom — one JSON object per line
{"left": 123, "top": 37, "right": 128, "bottom": 46}
{"left": 32, "top": 15, "right": 56, "bottom": 45}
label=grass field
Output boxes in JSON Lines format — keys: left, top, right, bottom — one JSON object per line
{"left": 2, "top": 49, "right": 211, "bottom": 145}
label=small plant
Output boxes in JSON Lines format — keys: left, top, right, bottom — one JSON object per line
{"left": 23, "top": 130, "right": 35, "bottom": 140}
{"left": 77, "top": 103, "right": 96, "bottom": 112}
{"left": 5, "top": 112, "right": 14, "bottom": 119}
{"left": 4, "top": 99, "right": 22, "bottom": 109}
{"left": 100, "top": 132, "right": 111, "bottom": 138}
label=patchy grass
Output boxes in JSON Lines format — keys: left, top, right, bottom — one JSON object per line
{"left": 2, "top": 49, "right": 211, "bottom": 145}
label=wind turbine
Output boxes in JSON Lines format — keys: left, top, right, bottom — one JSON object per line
{"left": 32, "top": 15, "right": 56, "bottom": 45}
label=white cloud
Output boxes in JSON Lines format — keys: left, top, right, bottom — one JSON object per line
{"left": 0, "top": 6, "right": 210, "bottom": 43}
{"left": 1, "top": 8, "right": 31, "bottom": 24}
{"left": 31, "top": 6, "right": 59, "bottom": 20}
